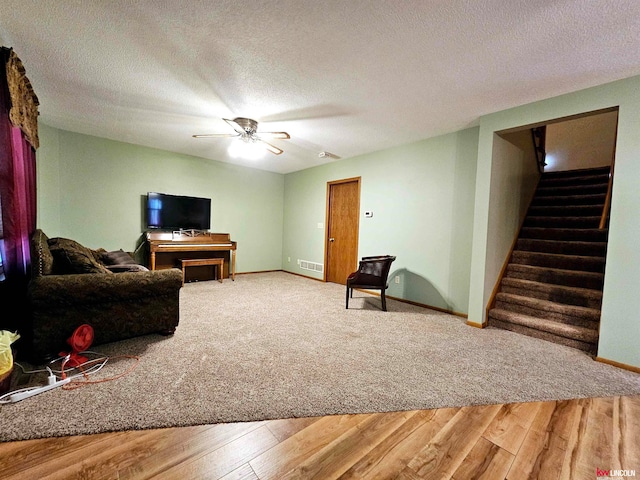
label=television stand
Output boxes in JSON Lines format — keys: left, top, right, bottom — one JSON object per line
{"left": 147, "top": 231, "right": 237, "bottom": 281}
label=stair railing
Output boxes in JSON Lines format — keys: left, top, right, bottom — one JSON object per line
{"left": 531, "top": 126, "right": 547, "bottom": 173}
{"left": 599, "top": 116, "right": 618, "bottom": 230}
{"left": 599, "top": 162, "right": 614, "bottom": 230}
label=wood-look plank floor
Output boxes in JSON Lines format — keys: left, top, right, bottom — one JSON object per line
{"left": 1, "top": 395, "right": 638, "bottom": 479}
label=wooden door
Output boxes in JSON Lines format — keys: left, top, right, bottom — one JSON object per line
{"left": 325, "top": 178, "right": 360, "bottom": 284}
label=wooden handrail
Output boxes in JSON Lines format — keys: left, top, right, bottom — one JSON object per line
{"left": 599, "top": 115, "right": 618, "bottom": 230}
{"left": 599, "top": 167, "right": 614, "bottom": 230}
{"left": 531, "top": 126, "right": 547, "bottom": 173}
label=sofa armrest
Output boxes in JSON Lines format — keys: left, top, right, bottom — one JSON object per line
{"left": 27, "top": 269, "right": 183, "bottom": 307}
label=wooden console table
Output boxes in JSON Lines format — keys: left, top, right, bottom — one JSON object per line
{"left": 146, "top": 231, "right": 237, "bottom": 281}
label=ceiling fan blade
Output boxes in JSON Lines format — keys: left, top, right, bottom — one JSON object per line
{"left": 224, "top": 118, "right": 246, "bottom": 134}
{"left": 257, "top": 131, "right": 290, "bottom": 140}
{"left": 258, "top": 139, "right": 284, "bottom": 155}
{"left": 192, "top": 133, "right": 239, "bottom": 138}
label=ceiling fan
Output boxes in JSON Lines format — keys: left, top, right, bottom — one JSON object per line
{"left": 192, "top": 117, "right": 290, "bottom": 155}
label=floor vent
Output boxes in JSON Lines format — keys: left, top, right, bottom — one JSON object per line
{"left": 300, "top": 260, "right": 324, "bottom": 273}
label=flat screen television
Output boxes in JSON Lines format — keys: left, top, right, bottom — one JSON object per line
{"left": 146, "top": 192, "right": 211, "bottom": 231}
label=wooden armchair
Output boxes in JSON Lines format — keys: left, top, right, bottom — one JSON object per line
{"left": 346, "top": 255, "right": 396, "bottom": 311}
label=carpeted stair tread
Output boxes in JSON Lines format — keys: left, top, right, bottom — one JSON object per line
{"left": 488, "top": 313, "right": 597, "bottom": 354}
{"left": 505, "top": 264, "right": 604, "bottom": 290}
{"left": 531, "top": 193, "right": 606, "bottom": 207}
{"left": 488, "top": 308, "right": 598, "bottom": 344}
{"left": 519, "top": 227, "right": 608, "bottom": 242}
{"left": 538, "top": 173, "right": 610, "bottom": 188}
{"left": 527, "top": 204, "right": 604, "bottom": 217}
{"left": 515, "top": 238, "right": 607, "bottom": 256}
{"left": 523, "top": 216, "right": 602, "bottom": 228}
{"left": 535, "top": 183, "right": 608, "bottom": 197}
{"left": 495, "top": 292, "right": 600, "bottom": 329}
{"left": 541, "top": 166, "right": 610, "bottom": 177}
{"left": 510, "top": 250, "right": 605, "bottom": 272}
{"left": 500, "top": 277, "right": 602, "bottom": 309}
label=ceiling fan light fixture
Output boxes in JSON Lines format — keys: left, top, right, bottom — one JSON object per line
{"left": 228, "top": 136, "right": 265, "bottom": 160}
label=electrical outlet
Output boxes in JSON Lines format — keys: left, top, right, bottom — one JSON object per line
{"left": 287, "top": 256, "right": 291, "bottom": 262}
{"left": 297, "top": 259, "right": 300, "bottom": 265}
{"left": 394, "top": 276, "right": 400, "bottom": 284}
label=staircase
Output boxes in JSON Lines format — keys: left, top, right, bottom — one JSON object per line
{"left": 488, "top": 166, "right": 611, "bottom": 355}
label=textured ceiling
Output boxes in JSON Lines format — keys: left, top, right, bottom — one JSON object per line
{"left": 1, "top": 1, "right": 639, "bottom": 174}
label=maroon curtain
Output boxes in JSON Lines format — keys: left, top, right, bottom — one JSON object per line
{"left": 1, "top": 127, "right": 36, "bottom": 278}
{"left": 0, "top": 49, "right": 37, "bottom": 330}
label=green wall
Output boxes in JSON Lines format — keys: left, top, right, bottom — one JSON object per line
{"left": 474, "top": 133, "right": 540, "bottom": 323}
{"left": 469, "top": 75, "right": 640, "bottom": 368}
{"left": 36, "top": 124, "right": 285, "bottom": 272}
{"left": 283, "top": 127, "right": 479, "bottom": 314}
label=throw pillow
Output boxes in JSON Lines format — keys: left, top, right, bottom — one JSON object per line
{"left": 48, "top": 238, "right": 112, "bottom": 275}
{"left": 100, "top": 249, "right": 139, "bottom": 266}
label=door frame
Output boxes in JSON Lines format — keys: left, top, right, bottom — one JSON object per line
{"left": 323, "top": 176, "right": 361, "bottom": 282}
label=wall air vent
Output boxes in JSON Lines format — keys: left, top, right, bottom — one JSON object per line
{"left": 299, "top": 260, "right": 324, "bottom": 273}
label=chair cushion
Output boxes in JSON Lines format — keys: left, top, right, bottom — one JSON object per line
{"left": 348, "top": 272, "right": 383, "bottom": 287}
{"left": 48, "top": 237, "right": 112, "bottom": 275}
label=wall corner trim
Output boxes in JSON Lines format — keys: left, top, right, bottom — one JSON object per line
{"left": 466, "top": 320, "right": 486, "bottom": 329}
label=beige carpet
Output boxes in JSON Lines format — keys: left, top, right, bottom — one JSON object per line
{"left": 2, "top": 272, "right": 639, "bottom": 442}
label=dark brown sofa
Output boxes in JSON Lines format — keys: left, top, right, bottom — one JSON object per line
{"left": 25, "top": 229, "right": 183, "bottom": 363}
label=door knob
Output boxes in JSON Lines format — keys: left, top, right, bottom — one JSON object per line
{"left": 329, "top": 237, "right": 335, "bottom": 242}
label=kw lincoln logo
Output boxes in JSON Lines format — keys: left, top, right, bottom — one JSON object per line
{"left": 596, "top": 468, "right": 636, "bottom": 479}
